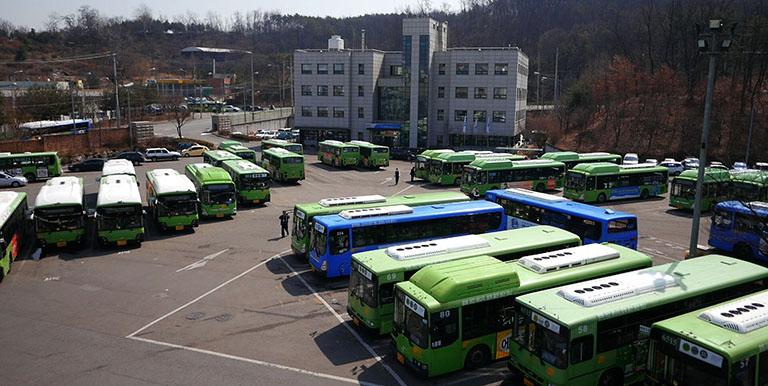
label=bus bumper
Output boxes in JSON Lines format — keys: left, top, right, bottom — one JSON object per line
{"left": 346, "top": 305, "right": 380, "bottom": 334}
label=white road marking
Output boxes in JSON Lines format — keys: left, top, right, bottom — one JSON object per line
{"left": 379, "top": 177, "right": 393, "bottom": 185}
{"left": 126, "top": 250, "right": 291, "bottom": 338}
{"left": 128, "top": 336, "right": 380, "bottom": 386}
{"left": 278, "top": 257, "right": 407, "bottom": 386}
{"left": 641, "top": 247, "right": 679, "bottom": 262}
{"left": 176, "top": 249, "right": 230, "bottom": 272}
{"left": 391, "top": 184, "right": 415, "bottom": 196}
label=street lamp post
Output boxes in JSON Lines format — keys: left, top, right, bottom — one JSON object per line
{"left": 688, "top": 19, "right": 735, "bottom": 258}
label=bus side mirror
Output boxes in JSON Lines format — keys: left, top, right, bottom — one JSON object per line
{"left": 28, "top": 213, "right": 34, "bottom": 221}
{"left": 87, "top": 209, "right": 97, "bottom": 219}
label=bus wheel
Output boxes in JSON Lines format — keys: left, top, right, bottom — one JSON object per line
{"left": 24, "top": 173, "right": 36, "bottom": 182}
{"left": 640, "top": 189, "right": 649, "bottom": 199}
{"left": 534, "top": 183, "right": 545, "bottom": 192}
{"left": 597, "top": 193, "right": 607, "bottom": 203}
{"left": 734, "top": 243, "right": 753, "bottom": 259}
{"left": 464, "top": 345, "right": 490, "bottom": 370}
{"left": 598, "top": 368, "right": 623, "bottom": 386}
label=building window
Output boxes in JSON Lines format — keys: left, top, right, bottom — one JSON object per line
{"left": 317, "top": 85, "right": 328, "bottom": 96}
{"left": 475, "top": 63, "right": 489, "bottom": 75}
{"left": 517, "top": 88, "right": 527, "bottom": 100}
{"left": 358, "top": 86, "right": 364, "bottom": 97}
{"left": 454, "top": 110, "right": 467, "bottom": 122}
{"left": 437, "top": 87, "right": 445, "bottom": 98}
{"left": 333, "top": 107, "right": 345, "bottom": 118}
{"left": 474, "top": 87, "right": 487, "bottom": 99}
{"left": 317, "top": 64, "right": 329, "bottom": 75}
{"left": 494, "top": 87, "right": 507, "bottom": 100}
{"left": 301, "top": 64, "right": 312, "bottom": 75}
{"left": 437, "top": 109, "right": 444, "bottom": 121}
{"left": 301, "top": 106, "right": 312, "bottom": 117}
{"left": 317, "top": 106, "right": 329, "bottom": 117}
{"left": 495, "top": 63, "right": 508, "bottom": 75}
{"left": 438, "top": 63, "right": 446, "bottom": 75}
{"left": 473, "top": 110, "right": 487, "bottom": 122}
{"left": 333, "top": 63, "right": 345, "bottom": 75}
{"left": 390, "top": 65, "right": 403, "bottom": 76}
{"left": 456, "top": 63, "right": 469, "bottom": 75}
{"left": 358, "top": 63, "right": 365, "bottom": 75}
{"left": 493, "top": 111, "right": 506, "bottom": 123}
{"left": 455, "top": 87, "right": 468, "bottom": 99}
{"left": 358, "top": 107, "right": 364, "bottom": 118}
{"left": 333, "top": 85, "right": 344, "bottom": 96}
{"left": 301, "top": 85, "right": 312, "bottom": 96}
{"left": 518, "top": 63, "right": 529, "bottom": 76}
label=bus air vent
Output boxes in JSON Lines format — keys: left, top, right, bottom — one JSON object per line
{"left": 748, "top": 202, "right": 768, "bottom": 211}
{"left": 474, "top": 153, "right": 514, "bottom": 159}
{"left": 318, "top": 195, "right": 386, "bottom": 207}
{"left": 518, "top": 244, "right": 620, "bottom": 274}
{"left": 557, "top": 269, "right": 677, "bottom": 307}
{"left": 385, "top": 234, "right": 490, "bottom": 260}
{"left": 620, "top": 163, "right": 658, "bottom": 169}
{"left": 503, "top": 188, "right": 568, "bottom": 202}
{"left": 699, "top": 292, "right": 768, "bottom": 334}
{"left": 339, "top": 205, "right": 412, "bottom": 219}
{"left": 512, "top": 159, "right": 556, "bottom": 165}
{"left": 580, "top": 152, "right": 611, "bottom": 156}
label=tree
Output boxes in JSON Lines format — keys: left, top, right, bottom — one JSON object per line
{"left": 171, "top": 101, "right": 191, "bottom": 138}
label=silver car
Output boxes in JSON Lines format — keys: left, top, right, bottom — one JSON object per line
{"left": 0, "top": 172, "right": 27, "bottom": 188}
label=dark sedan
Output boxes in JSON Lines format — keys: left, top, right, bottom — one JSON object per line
{"left": 68, "top": 158, "right": 106, "bottom": 172}
{"left": 111, "top": 151, "right": 147, "bottom": 165}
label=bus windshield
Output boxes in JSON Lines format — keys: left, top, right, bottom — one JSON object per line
{"left": 394, "top": 292, "right": 429, "bottom": 349}
{"left": 203, "top": 184, "right": 235, "bottom": 205}
{"left": 349, "top": 263, "right": 377, "bottom": 307}
{"left": 649, "top": 333, "right": 727, "bottom": 386}
{"left": 293, "top": 209, "right": 307, "bottom": 240}
{"left": 462, "top": 168, "right": 483, "bottom": 186}
{"left": 35, "top": 205, "right": 83, "bottom": 232}
{"left": 343, "top": 147, "right": 358, "bottom": 153}
{"left": 287, "top": 145, "right": 302, "bottom": 153}
{"left": 515, "top": 306, "right": 569, "bottom": 369}
{"left": 237, "top": 152, "right": 256, "bottom": 161}
{"left": 157, "top": 194, "right": 198, "bottom": 216}
{"left": 284, "top": 157, "right": 303, "bottom": 164}
{"left": 565, "top": 172, "right": 586, "bottom": 191}
{"left": 312, "top": 225, "right": 327, "bottom": 256}
{"left": 374, "top": 148, "right": 388, "bottom": 153}
{"left": 671, "top": 179, "right": 696, "bottom": 199}
{"left": 97, "top": 206, "right": 143, "bottom": 230}
{"left": 240, "top": 174, "right": 270, "bottom": 190}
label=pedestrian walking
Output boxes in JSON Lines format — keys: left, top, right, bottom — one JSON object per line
{"left": 410, "top": 167, "right": 415, "bottom": 182}
{"left": 279, "top": 211, "right": 290, "bottom": 238}
{"left": 394, "top": 168, "right": 400, "bottom": 185}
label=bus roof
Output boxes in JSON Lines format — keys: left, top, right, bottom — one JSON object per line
{"left": 313, "top": 200, "right": 501, "bottom": 229}
{"left": 262, "top": 147, "right": 303, "bottom": 158}
{"left": 540, "top": 152, "right": 619, "bottom": 162}
{"left": 186, "top": 163, "right": 233, "bottom": 185}
{"left": 35, "top": 176, "right": 83, "bottom": 209}
{"left": 674, "top": 168, "right": 731, "bottom": 183}
{"left": 102, "top": 159, "right": 136, "bottom": 177}
{"left": 0, "top": 192, "right": 26, "bottom": 226}
{"left": 354, "top": 226, "right": 581, "bottom": 276}
{"left": 226, "top": 144, "right": 254, "bottom": 152}
{"left": 400, "top": 243, "right": 652, "bottom": 311}
{"left": 218, "top": 140, "right": 242, "bottom": 148}
{"left": 205, "top": 150, "right": 242, "bottom": 160}
{"left": 435, "top": 151, "right": 483, "bottom": 163}
{"left": 0, "top": 151, "right": 59, "bottom": 158}
{"left": 97, "top": 174, "right": 141, "bottom": 207}
{"left": 730, "top": 170, "right": 768, "bottom": 185}
{"left": 294, "top": 192, "right": 469, "bottom": 216}
{"left": 263, "top": 139, "right": 292, "bottom": 146}
{"left": 486, "top": 188, "right": 637, "bottom": 221}
{"left": 221, "top": 159, "right": 269, "bottom": 175}
{"left": 569, "top": 162, "right": 667, "bottom": 175}
{"left": 418, "top": 149, "right": 454, "bottom": 159}
{"left": 319, "top": 140, "right": 356, "bottom": 148}
{"left": 714, "top": 201, "right": 768, "bottom": 217}
{"left": 516, "top": 254, "right": 768, "bottom": 327}
{"left": 146, "top": 169, "right": 196, "bottom": 195}
{"left": 466, "top": 158, "right": 563, "bottom": 170}
{"left": 348, "top": 140, "right": 387, "bottom": 149}
{"left": 653, "top": 289, "right": 768, "bottom": 361}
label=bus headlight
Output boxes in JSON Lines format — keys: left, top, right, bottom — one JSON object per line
{"left": 321, "top": 260, "right": 328, "bottom": 271}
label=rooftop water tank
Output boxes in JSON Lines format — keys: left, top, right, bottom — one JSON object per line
{"left": 328, "top": 35, "right": 344, "bottom": 51}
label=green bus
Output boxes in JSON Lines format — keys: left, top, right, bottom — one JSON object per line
{"left": 509, "top": 255, "right": 768, "bottom": 386}
{"left": 203, "top": 150, "right": 242, "bottom": 167}
{"left": 0, "top": 151, "right": 62, "bottom": 182}
{"left": 647, "top": 288, "right": 768, "bottom": 386}
{"left": 460, "top": 159, "right": 566, "bottom": 197}
{"left": 318, "top": 140, "right": 360, "bottom": 167}
{"left": 349, "top": 226, "right": 582, "bottom": 335}
{"left": 428, "top": 151, "right": 525, "bottom": 186}
{"left": 261, "top": 148, "right": 305, "bottom": 182}
{"left": 564, "top": 162, "right": 669, "bottom": 203}
{"left": 415, "top": 149, "right": 454, "bottom": 180}
{"left": 348, "top": 141, "right": 389, "bottom": 168}
{"left": 730, "top": 170, "right": 768, "bottom": 202}
{"left": 33, "top": 176, "right": 86, "bottom": 248}
{"left": 184, "top": 163, "right": 236, "bottom": 218}
{"left": 0, "top": 192, "right": 29, "bottom": 282}
{"left": 540, "top": 152, "right": 622, "bottom": 170}
{"left": 221, "top": 144, "right": 257, "bottom": 162}
{"left": 291, "top": 192, "right": 469, "bottom": 257}
{"left": 670, "top": 168, "right": 731, "bottom": 211}
{"left": 392, "top": 243, "right": 653, "bottom": 378}
{"left": 95, "top": 174, "right": 145, "bottom": 247}
{"left": 145, "top": 169, "right": 199, "bottom": 231}
{"left": 262, "top": 139, "right": 303, "bottom": 155}
{"left": 221, "top": 159, "right": 271, "bottom": 205}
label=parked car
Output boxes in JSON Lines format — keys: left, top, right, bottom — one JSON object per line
{"left": 144, "top": 104, "right": 163, "bottom": 114}
{"left": 623, "top": 153, "right": 639, "bottom": 165}
{"left": 111, "top": 151, "right": 147, "bottom": 166}
{"left": 176, "top": 142, "right": 199, "bottom": 151}
{"left": 755, "top": 162, "right": 768, "bottom": 171}
{"left": 0, "top": 172, "right": 27, "bottom": 188}
{"left": 709, "top": 161, "right": 729, "bottom": 171}
{"left": 68, "top": 158, "right": 106, "bottom": 172}
{"left": 645, "top": 158, "right": 658, "bottom": 165}
{"left": 659, "top": 160, "right": 684, "bottom": 176}
{"left": 145, "top": 148, "right": 181, "bottom": 161}
{"left": 732, "top": 162, "right": 748, "bottom": 170}
{"left": 221, "top": 105, "right": 241, "bottom": 113}
{"left": 182, "top": 145, "right": 209, "bottom": 157}
{"left": 682, "top": 157, "right": 700, "bottom": 170}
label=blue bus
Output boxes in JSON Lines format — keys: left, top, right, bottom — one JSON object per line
{"left": 309, "top": 201, "right": 506, "bottom": 278}
{"left": 485, "top": 188, "right": 639, "bottom": 249}
{"left": 709, "top": 200, "right": 768, "bottom": 261}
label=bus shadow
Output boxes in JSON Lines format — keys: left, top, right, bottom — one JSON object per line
{"left": 665, "top": 208, "right": 695, "bottom": 219}
{"left": 591, "top": 196, "right": 667, "bottom": 207}
{"left": 309, "top": 162, "right": 352, "bottom": 173}
{"left": 313, "top": 323, "right": 388, "bottom": 366}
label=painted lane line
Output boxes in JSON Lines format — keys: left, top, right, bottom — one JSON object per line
{"left": 379, "top": 177, "right": 393, "bottom": 185}
{"left": 127, "top": 250, "right": 291, "bottom": 338}
{"left": 391, "top": 184, "right": 415, "bottom": 196}
{"left": 278, "top": 257, "right": 407, "bottom": 386}
{"left": 176, "top": 249, "right": 230, "bottom": 272}
{"left": 641, "top": 247, "right": 679, "bottom": 263}
{"left": 128, "top": 336, "right": 379, "bottom": 386}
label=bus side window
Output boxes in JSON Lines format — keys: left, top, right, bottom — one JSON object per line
{"left": 713, "top": 210, "right": 733, "bottom": 228}
{"left": 379, "top": 283, "right": 395, "bottom": 304}
{"left": 608, "top": 219, "right": 636, "bottom": 233}
{"left": 570, "top": 335, "right": 594, "bottom": 365}
{"left": 430, "top": 308, "right": 458, "bottom": 349}
{"left": 330, "top": 229, "right": 349, "bottom": 255}
{"left": 587, "top": 176, "right": 596, "bottom": 190}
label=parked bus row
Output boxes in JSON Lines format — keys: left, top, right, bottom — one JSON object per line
{"left": 670, "top": 168, "right": 768, "bottom": 211}
{"left": 317, "top": 140, "right": 390, "bottom": 169}
{"left": 210, "top": 141, "right": 305, "bottom": 183}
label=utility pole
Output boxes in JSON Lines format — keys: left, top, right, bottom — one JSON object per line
{"left": 112, "top": 53, "right": 121, "bottom": 132}
{"left": 536, "top": 51, "right": 541, "bottom": 105}
{"left": 688, "top": 19, "right": 734, "bottom": 258}
{"left": 746, "top": 98, "right": 755, "bottom": 166}
{"left": 554, "top": 47, "right": 559, "bottom": 114}
{"left": 250, "top": 52, "right": 255, "bottom": 116}
{"left": 70, "top": 81, "right": 76, "bottom": 131}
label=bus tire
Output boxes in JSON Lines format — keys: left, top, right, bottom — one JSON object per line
{"left": 464, "top": 345, "right": 490, "bottom": 370}
{"left": 734, "top": 243, "right": 753, "bottom": 259}
{"left": 598, "top": 368, "right": 623, "bottom": 386}
{"left": 24, "top": 173, "right": 36, "bottom": 182}
{"left": 597, "top": 193, "right": 607, "bottom": 203}
{"left": 534, "top": 183, "right": 545, "bottom": 192}
{"left": 640, "top": 189, "right": 649, "bottom": 199}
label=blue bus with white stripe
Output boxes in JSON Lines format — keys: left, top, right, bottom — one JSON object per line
{"left": 709, "top": 200, "right": 768, "bottom": 261}
{"left": 309, "top": 201, "right": 506, "bottom": 278}
{"left": 485, "top": 188, "right": 639, "bottom": 249}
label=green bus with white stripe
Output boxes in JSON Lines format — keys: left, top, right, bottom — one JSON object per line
{"left": 349, "top": 226, "right": 581, "bottom": 335}
{"left": 0, "top": 192, "right": 30, "bottom": 282}
{"left": 669, "top": 168, "right": 731, "bottom": 211}
{"left": 348, "top": 141, "right": 389, "bottom": 168}
{"left": 184, "top": 163, "right": 237, "bottom": 219}
{"left": 261, "top": 148, "right": 304, "bottom": 182}
{"left": 95, "top": 174, "right": 145, "bottom": 247}
{"left": 0, "top": 151, "right": 62, "bottom": 182}
{"left": 221, "top": 144, "right": 257, "bottom": 162}
{"left": 33, "top": 176, "right": 86, "bottom": 248}
{"left": 460, "top": 159, "right": 566, "bottom": 197}
{"left": 415, "top": 149, "right": 454, "bottom": 180}
{"left": 262, "top": 139, "right": 303, "bottom": 155}
{"left": 429, "top": 151, "right": 525, "bottom": 186}
{"left": 221, "top": 159, "right": 271, "bottom": 205}
{"left": 203, "top": 149, "right": 242, "bottom": 167}
{"left": 564, "top": 162, "right": 669, "bottom": 203}
{"left": 318, "top": 140, "right": 360, "bottom": 167}
{"left": 146, "top": 169, "right": 199, "bottom": 231}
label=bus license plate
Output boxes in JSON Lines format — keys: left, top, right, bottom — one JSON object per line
{"left": 523, "top": 378, "right": 534, "bottom": 386}
{"left": 216, "top": 214, "right": 224, "bottom": 218}
{"left": 219, "top": 204, "right": 228, "bottom": 209}
{"left": 56, "top": 241, "right": 67, "bottom": 247}
{"left": 117, "top": 240, "right": 127, "bottom": 246}
{"left": 175, "top": 225, "right": 184, "bottom": 231}
{"left": 352, "top": 317, "right": 360, "bottom": 326}
{"left": 396, "top": 352, "right": 404, "bottom": 364}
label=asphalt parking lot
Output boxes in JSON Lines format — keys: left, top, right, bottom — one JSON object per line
{"left": 0, "top": 154, "right": 711, "bottom": 385}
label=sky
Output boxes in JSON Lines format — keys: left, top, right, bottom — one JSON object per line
{"left": 4, "top": 0, "right": 462, "bottom": 30}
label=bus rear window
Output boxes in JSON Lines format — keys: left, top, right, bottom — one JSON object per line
{"left": 608, "top": 218, "right": 637, "bottom": 233}
{"left": 284, "top": 157, "right": 303, "bottom": 164}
